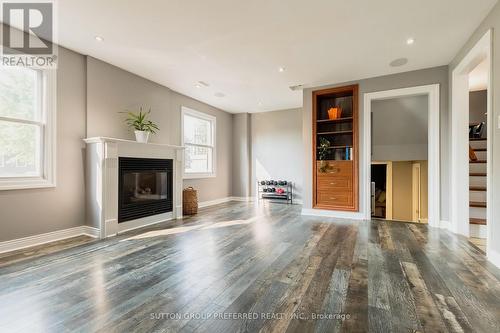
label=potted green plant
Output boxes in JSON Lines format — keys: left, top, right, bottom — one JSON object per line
{"left": 318, "top": 137, "right": 330, "bottom": 172}
{"left": 121, "top": 107, "right": 159, "bottom": 143}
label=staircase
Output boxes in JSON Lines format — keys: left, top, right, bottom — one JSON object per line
{"left": 469, "top": 137, "right": 487, "bottom": 231}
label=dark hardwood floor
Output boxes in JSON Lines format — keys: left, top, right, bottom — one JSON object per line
{"left": 1, "top": 202, "right": 499, "bottom": 332}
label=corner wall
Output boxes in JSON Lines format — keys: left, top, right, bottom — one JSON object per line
{"left": 231, "top": 113, "right": 251, "bottom": 198}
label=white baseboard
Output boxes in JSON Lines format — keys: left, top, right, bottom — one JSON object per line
{"left": 0, "top": 225, "right": 99, "bottom": 254}
{"left": 439, "top": 220, "right": 452, "bottom": 231}
{"left": 82, "top": 226, "right": 100, "bottom": 238}
{"left": 198, "top": 197, "right": 233, "bottom": 208}
{"left": 487, "top": 249, "right": 500, "bottom": 268}
{"left": 301, "top": 208, "right": 365, "bottom": 220}
{"left": 470, "top": 224, "right": 487, "bottom": 238}
{"left": 229, "top": 196, "right": 254, "bottom": 202}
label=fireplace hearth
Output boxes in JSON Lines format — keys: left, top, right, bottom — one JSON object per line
{"left": 118, "top": 157, "right": 173, "bottom": 223}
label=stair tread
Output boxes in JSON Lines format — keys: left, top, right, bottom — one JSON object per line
{"left": 473, "top": 148, "right": 487, "bottom": 151}
{"left": 470, "top": 201, "right": 487, "bottom": 208}
{"left": 470, "top": 186, "right": 487, "bottom": 191}
{"left": 470, "top": 160, "right": 487, "bottom": 163}
{"left": 470, "top": 173, "right": 486, "bottom": 177}
{"left": 470, "top": 218, "right": 486, "bottom": 225}
{"left": 470, "top": 138, "right": 487, "bottom": 141}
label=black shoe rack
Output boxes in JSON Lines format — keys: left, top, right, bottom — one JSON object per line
{"left": 257, "top": 180, "right": 293, "bottom": 204}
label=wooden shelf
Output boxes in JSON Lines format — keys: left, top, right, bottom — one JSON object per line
{"left": 317, "top": 117, "right": 353, "bottom": 123}
{"left": 321, "top": 145, "right": 352, "bottom": 150}
{"left": 317, "top": 130, "right": 353, "bottom": 135}
{"left": 312, "top": 84, "right": 358, "bottom": 212}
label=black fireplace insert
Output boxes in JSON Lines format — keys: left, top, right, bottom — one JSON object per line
{"left": 118, "top": 157, "right": 173, "bottom": 223}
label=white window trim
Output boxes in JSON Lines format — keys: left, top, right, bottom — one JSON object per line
{"left": 0, "top": 69, "right": 56, "bottom": 190}
{"left": 181, "top": 106, "right": 216, "bottom": 179}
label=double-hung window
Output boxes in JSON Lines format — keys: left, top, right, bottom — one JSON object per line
{"left": 181, "top": 107, "right": 216, "bottom": 178}
{"left": 0, "top": 66, "right": 56, "bottom": 190}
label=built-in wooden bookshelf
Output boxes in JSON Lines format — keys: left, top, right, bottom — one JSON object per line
{"left": 312, "top": 84, "right": 359, "bottom": 211}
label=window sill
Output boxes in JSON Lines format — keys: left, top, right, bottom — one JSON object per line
{"left": 0, "top": 178, "right": 56, "bottom": 191}
{"left": 183, "top": 173, "right": 216, "bottom": 180}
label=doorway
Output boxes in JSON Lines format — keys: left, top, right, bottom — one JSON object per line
{"left": 363, "top": 85, "right": 440, "bottom": 226}
{"left": 451, "top": 29, "right": 492, "bottom": 255}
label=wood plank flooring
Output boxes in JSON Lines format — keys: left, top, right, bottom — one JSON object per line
{"left": 1, "top": 201, "right": 499, "bottom": 333}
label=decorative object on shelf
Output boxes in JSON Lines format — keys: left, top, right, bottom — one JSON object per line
{"left": 121, "top": 107, "right": 160, "bottom": 143}
{"left": 318, "top": 137, "right": 331, "bottom": 172}
{"left": 182, "top": 187, "right": 198, "bottom": 216}
{"left": 327, "top": 107, "right": 342, "bottom": 120}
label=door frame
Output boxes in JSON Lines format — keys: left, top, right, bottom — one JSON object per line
{"left": 372, "top": 161, "right": 393, "bottom": 220}
{"left": 450, "top": 29, "right": 492, "bottom": 244}
{"left": 412, "top": 162, "right": 421, "bottom": 222}
{"left": 363, "top": 84, "right": 440, "bottom": 227}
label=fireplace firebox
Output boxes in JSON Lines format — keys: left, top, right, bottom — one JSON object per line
{"left": 118, "top": 157, "right": 173, "bottom": 223}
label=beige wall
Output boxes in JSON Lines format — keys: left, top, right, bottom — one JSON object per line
{"left": 0, "top": 46, "right": 87, "bottom": 241}
{"left": 86, "top": 57, "right": 232, "bottom": 204}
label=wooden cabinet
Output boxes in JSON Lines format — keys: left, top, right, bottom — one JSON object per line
{"left": 313, "top": 85, "right": 359, "bottom": 211}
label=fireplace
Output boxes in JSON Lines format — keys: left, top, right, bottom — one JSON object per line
{"left": 118, "top": 157, "right": 173, "bottom": 223}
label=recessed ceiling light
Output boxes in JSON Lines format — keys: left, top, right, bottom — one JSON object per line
{"left": 95, "top": 36, "right": 104, "bottom": 42}
{"left": 195, "top": 83, "right": 202, "bottom": 88}
{"left": 214, "top": 92, "right": 225, "bottom": 98}
{"left": 389, "top": 58, "right": 408, "bottom": 67}
{"left": 258, "top": 101, "right": 263, "bottom": 106}
{"left": 278, "top": 67, "right": 285, "bottom": 72}
{"left": 406, "top": 38, "right": 415, "bottom": 45}
{"left": 198, "top": 81, "right": 210, "bottom": 87}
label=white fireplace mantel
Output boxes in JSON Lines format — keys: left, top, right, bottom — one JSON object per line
{"left": 84, "top": 137, "right": 184, "bottom": 239}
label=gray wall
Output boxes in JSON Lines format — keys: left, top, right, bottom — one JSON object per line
{"left": 469, "top": 90, "right": 487, "bottom": 138}
{"left": 450, "top": 1, "right": 500, "bottom": 255}
{"left": 0, "top": 46, "right": 87, "bottom": 241}
{"left": 86, "top": 57, "right": 233, "bottom": 204}
{"left": 250, "top": 108, "right": 303, "bottom": 202}
{"left": 372, "top": 95, "right": 428, "bottom": 161}
{"left": 0, "top": 50, "right": 233, "bottom": 242}
{"left": 302, "top": 66, "right": 449, "bottom": 219}
{"left": 231, "top": 113, "right": 251, "bottom": 198}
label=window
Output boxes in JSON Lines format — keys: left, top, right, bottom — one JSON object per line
{"left": 181, "top": 107, "right": 216, "bottom": 178}
{"left": 0, "top": 66, "right": 56, "bottom": 190}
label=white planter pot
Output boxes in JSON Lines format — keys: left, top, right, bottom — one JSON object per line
{"left": 134, "top": 130, "right": 150, "bottom": 143}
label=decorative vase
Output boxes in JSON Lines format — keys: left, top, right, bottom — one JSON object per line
{"left": 134, "top": 130, "right": 150, "bottom": 143}
{"left": 327, "top": 107, "right": 342, "bottom": 120}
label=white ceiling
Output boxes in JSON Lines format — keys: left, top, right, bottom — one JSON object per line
{"left": 469, "top": 58, "right": 489, "bottom": 91}
{"left": 56, "top": 0, "right": 497, "bottom": 113}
